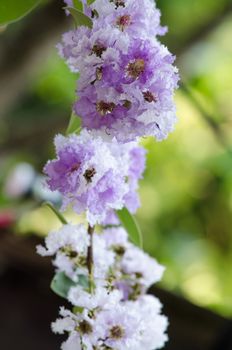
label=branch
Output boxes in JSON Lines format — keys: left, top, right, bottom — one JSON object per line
{"left": 87, "top": 224, "right": 95, "bottom": 294}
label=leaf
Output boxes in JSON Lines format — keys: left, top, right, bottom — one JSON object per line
{"left": 0, "top": 0, "right": 41, "bottom": 26}
{"left": 65, "top": 7, "right": 93, "bottom": 28}
{"left": 73, "top": 306, "right": 84, "bottom": 314}
{"left": 73, "top": 0, "right": 83, "bottom": 12}
{"left": 43, "top": 202, "right": 68, "bottom": 225}
{"left": 51, "top": 272, "right": 89, "bottom": 298}
{"left": 117, "top": 208, "right": 143, "bottom": 248}
{"left": 87, "top": 0, "right": 95, "bottom": 5}
{"left": 51, "top": 272, "right": 76, "bottom": 298}
{"left": 66, "top": 113, "right": 81, "bottom": 135}
{"left": 78, "top": 274, "right": 89, "bottom": 289}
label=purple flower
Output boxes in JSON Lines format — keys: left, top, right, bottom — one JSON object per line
{"left": 92, "top": 0, "right": 167, "bottom": 38}
{"left": 58, "top": 0, "right": 179, "bottom": 142}
{"left": 44, "top": 130, "right": 145, "bottom": 225}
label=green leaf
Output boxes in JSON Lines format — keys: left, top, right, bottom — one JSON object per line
{"left": 66, "top": 7, "right": 93, "bottom": 28}
{"left": 51, "top": 272, "right": 76, "bottom": 298}
{"left": 0, "top": 0, "right": 41, "bottom": 26}
{"left": 87, "top": 0, "right": 95, "bottom": 5}
{"left": 117, "top": 208, "right": 143, "bottom": 248}
{"left": 51, "top": 272, "right": 89, "bottom": 298}
{"left": 77, "top": 274, "right": 89, "bottom": 289}
{"left": 73, "top": 0, "right": 83, "bottom": 12}
{"left": 73, "top": 306, "right": 84, "bottom": 314}
{"left": 66, "top": 113, "right": 81, "bottom": 135}
{"left": 43, "top": 202, "right": 68, "bottom": 225}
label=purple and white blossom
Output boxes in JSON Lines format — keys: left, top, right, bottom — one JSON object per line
{"left": 44, "top": 130, "right": 145, "bottom": 225}
{"left": 52, "top": 294, "right": 168, "bottom": 350}
{"left": 102, "top": 227, "right": 165, "bottom": 299}
{"left": 37, "top": 224, "right": 89, "bottom": 281}
{"left": 58, "top": 0, "right": 179, "bottom": 142}
{"left": 39, "top": 1, "right": 178, "bottom": 349}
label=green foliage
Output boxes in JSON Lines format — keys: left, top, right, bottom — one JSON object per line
{"left": 51, "top": 272, "right": 89, "bottom": 298}
{"left": 117, "top": 208, "right": 143, "bottom": 248}
{"left": 73, "top": 0, "right": 84, "bottom": 12}
{"left": 66, "top": 7, "right": 93, "bottom": 28}
{"left": 35, "top": 50, "right": 77, "bottom": 106}
{"left": 51, "top": 272, "right": 76, "bottom": 298}
{"left": 87, "top": 0, "right": 96, "bottom": 4}
{"left": 43, "top": 202, "right": 68, "bottom": 225}
{"left": 0, "top": 0, "right": 41, "bottom": 25}
{"left": 66, "top": 114, "right": 81, "bottom": 135}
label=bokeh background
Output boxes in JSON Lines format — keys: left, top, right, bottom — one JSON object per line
{"left": 0, "top": 0, "right": 232, "bottom": 348}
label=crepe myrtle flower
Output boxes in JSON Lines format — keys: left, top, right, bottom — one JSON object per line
{"left": 36, "top": 224, "right": 89, "bottom": 257}
{"left": 36, "top": 224, "right": 90, "bottom": 281}
{"left": 59, "top": 0, "right": 178, "bottom": 142}
{"left": 59, "top": 33, "right": 178, "bottom": 141}
{"left": 132, "top": 295, "right": 169, "bottom": 350}
{"left": 52, "top": 306, "right": 96, "bottom": 350}
{"left": 121, "top": 244, "right": 165, "bottom": 289}
{"left": 102, "top": 145, "right": 146, "bottom": 225}
{"left": 91, "top": 0, "right": 167, "bottom": 38}
{"left": 95, "top": 298, "right": 168, "bottom": 350}
{"left": 36, "top": 223, "right": 115, "bottom": 282}
{"left": 102, "top": 227, "right": 165, "bottom": 292}
{"left": 101, "top": 227, "right": 165, "bottom": 299}
{"left": 64, "top": 0, "right": 166, "bottom": 38}
{"left": 44, "top": 130, "right": 145, "bottom": 225}
{"left": 73, "top": 38, "right": 178, "bottom": 142}
{"left": 68, "top": 284, "right": 122, "bottom": 309}
{"left": 52, "top": 296, "right": 168, "bottom": 350}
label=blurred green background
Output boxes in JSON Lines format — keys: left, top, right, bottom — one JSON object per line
{"left": 0, "top": 0, "right": 232, "bottom": 318}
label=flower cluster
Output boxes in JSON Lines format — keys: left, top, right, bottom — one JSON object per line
{"left": 44, "top": 130, "right": 145, "bottom": 226}
{"left": 39, "top": 0, "right": 179, "bottom": 349}
{"left": 37, "top": 225, "right": 168, "bottom": 349}
{"left": 60, "top": 0, "right": 179, "bottom": 142}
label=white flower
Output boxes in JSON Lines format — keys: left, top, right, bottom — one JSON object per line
{"left": 68, "top": 285, "right": 122, "bottom": 310}
{"left": 37, "top": 224, "right": 90, "bottom": 281}
{"left": 93, "top": 234, "right": 116, "bottom": 279}
{"left": 36, "top": 224, "right": 89, "bottom": 256}
{"left": 121, "top": 244, "right": 165, "bottom": 288}
{"left": 133, "top": 295, "right": 169, "bottom": 349}
{"left": 102, "top": 226, "right": 129, "bottom": 248}
{"left": 94, "top": 302, "right": 143, "bottom": 350}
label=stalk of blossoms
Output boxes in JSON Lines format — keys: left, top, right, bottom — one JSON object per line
{"left": 38, "top": 0, "right": 179, "bottom": 349}
{"left": 87, "top": 224, "right": 95, "bottom": 294}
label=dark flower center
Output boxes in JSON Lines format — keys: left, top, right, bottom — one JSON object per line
{"left": 96, "top": 67, "right": 103, "bottom": 81}
{"left": 91, "top": 9, "right": 99, "bottom": 18}
{"left": 113, "top": 245, "right": 126, "bottom": 256}
{"left": 129, "top": 283, "right": 143, "bottom": 301}
{"left": 91, "top": 67, "right": 103, "bottom": 85}
{"left": 123, "top": 99, "right": 132, "bottom": 109}
{"left": 61, "top": 245, "right": 78, "bottom": 259}
{"left": 96, "top": 101, "right": 116, "bottom": 116}
{"left": 143, "top": 91, "right": 157, "bottom": 103}
{"left": 111, "top": 0, "right": 125, "bottom": 8}
{"left": 127, "top": 59, "right": 145, "bottom": 79}
{"left": 92, "top": 44, "right": 107, "bottom": 58}
{"left": 77, "top": 320, "right": 93, "bottom": 334}
{"left": 116, "top": 15, "right": 131, "bottom": 31}
{"left": 84, "top": 167, "right": 97, "bottom": 183}
{"left": 109, "top": 325, "right": 125, "bottom": 339}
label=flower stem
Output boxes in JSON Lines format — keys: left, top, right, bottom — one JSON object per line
{"left": 87, "top": 224, "right": 95, "bottom": 294}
